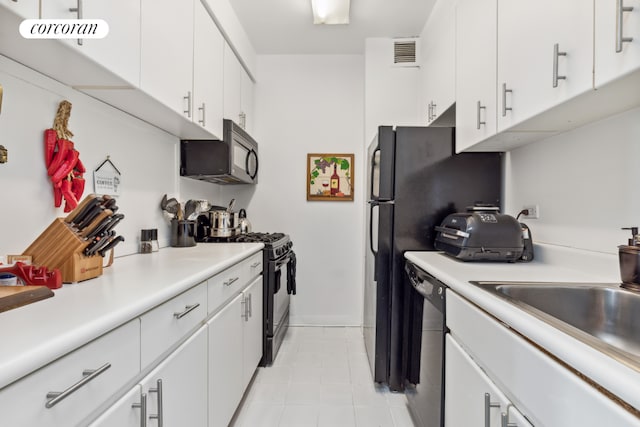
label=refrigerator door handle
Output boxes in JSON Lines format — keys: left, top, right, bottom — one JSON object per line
{"left": 368, "top": 200, "right": 379, "bottom": 255}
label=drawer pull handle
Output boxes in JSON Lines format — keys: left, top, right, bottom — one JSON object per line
{"left": 616, "top": 0, "right": 634, "bottom": 53}
{"left": 501, "top": 404, "right": 518, "bottom": 427}
{"left": 149, "top": 379, "right": 164, "bottom": 427}
{"left": 250, "top": 262, "right": 261, "bottom": 268}
{"left": 45, "top": 362, "right": 111, "bottom": 408}
{"left": 552, "top": 43, "right": 567, "bottom": 88}
{"left": 131, "top": 393, "right": 148, "bottom": 427}
{"left": 484, "top": 393, "right": 500, "bottom": 427}
{"left": 68, "top": 0, "right": 83, "bottom": 45}
{"left": 476, "top": 101, "right": 486, "bottom": 130}
{"left": 224, "top": 277, "right": 240, "bottom": 286}
{"left": 173, "top": 303, "right": 200, "bottom": 319}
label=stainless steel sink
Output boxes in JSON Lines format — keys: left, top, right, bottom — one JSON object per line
{"left": 470, "top": 281, "right": 640, "bottom": 371}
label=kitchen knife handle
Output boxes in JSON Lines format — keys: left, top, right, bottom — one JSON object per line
{"left": 65, "top": 194, "right": 98, "bottom": 224}
{"left": 131, "top": 393, "right": 147, "bottom": 427}
{"left": 97, "top": 235, "right": 125, "bottom": 257}
{"left": 80, "top": 209, "right": 113, "bottom": 238}
{"left": 45, "top": 363, "right": 111, "bottom": 408}
{"left": 616, "top": 0, "right": 634, "bottom": 53}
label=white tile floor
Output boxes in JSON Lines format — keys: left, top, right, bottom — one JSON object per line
{"left": 230, "top": 326, "right": 416, "bottom": 427}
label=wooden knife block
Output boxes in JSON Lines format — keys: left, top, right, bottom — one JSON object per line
{"left": 23, "top": 218, "right": 107, "bottom": 283}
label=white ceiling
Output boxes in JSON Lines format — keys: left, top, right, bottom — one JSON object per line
{"left": 228, "top": 0, "right": 436, "bottom": 55}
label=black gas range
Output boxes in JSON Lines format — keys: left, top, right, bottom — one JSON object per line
{"left": 198, "top": 231, "right": 296, "bottom": 366}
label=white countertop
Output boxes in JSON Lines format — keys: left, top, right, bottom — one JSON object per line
{"left": 0, "top": 243, "right": 263, "bottom": 389}
{"left": 405, "top": 244, "right": 640, "bottom": 412}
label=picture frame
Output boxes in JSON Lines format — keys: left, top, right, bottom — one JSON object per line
{"left": 307, "top": 153, "right": 354, "bottom": 201}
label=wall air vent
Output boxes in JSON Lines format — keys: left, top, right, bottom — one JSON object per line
{"left": 393, "top": 38, "right": 419, "bottom": 67}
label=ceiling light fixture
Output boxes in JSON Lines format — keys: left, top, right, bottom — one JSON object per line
{"left": 311, "top": 0, "right": 350, "bottom": 25}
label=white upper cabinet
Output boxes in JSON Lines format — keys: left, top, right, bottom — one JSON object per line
{"left": 497, "top": 0, "right": 593, "bottom": 132}
{"left": 41, "top": 0, "right": 141, "bottom": 86}
{"left": 421, "top": 0, "right": 456, "bottom": 125}
{"left": 140, "top": 0, "right": 194, "bottom": 118}
{"left": 455, "top": 0, "right": 497, "bottom": 152}
{"left": 194, "top": 0, "right": 225, "bottom": 139}
{"left": 240, "top": 67, "right": 255, "bottom": 134}
{"left": 223, "top": 42, "right": 242, "bottom": 126}
{"left": 595, "top": 0, "right": 640, "bottom": 88}
{"left": 1, "top": 0, "right": 38, "bottom": 18}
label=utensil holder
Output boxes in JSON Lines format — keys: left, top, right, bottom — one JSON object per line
{"left": 23, "top": 218, "right": 112, "bottom": 283}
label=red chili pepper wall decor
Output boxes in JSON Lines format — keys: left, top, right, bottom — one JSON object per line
{"left": 44, "top": 101, "right": 85, "bottom": 213}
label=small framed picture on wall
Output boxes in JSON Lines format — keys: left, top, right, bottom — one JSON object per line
{"left": 307, "top": 153, "right": 354, "bottom": 201}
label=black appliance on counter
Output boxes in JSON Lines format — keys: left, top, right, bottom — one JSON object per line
{"left": 434, "top": 206, "right": 524, "bottom": 262}
{"left": 180, "top": 119, "right": 259, "bottom": 184}
{"left": 364, "top": 125, "right": 501, "bottom": 392}
{"left": 198, "top": 231, "right": 295, "bottom": 366}
{"left": 404, "top": 261, "right": 447, "bottom": 427}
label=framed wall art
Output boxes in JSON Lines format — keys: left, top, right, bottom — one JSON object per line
{"left": 307, "top": 153, "right": 354, "bottom": 201}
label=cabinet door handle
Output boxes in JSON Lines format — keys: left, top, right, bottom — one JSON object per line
{"left": 131, "top": 393, "right": 148, "bottom": 427}
{"left": 431, "top": 102, "right": 437, "bottom": 121}
{"left": 427, "top": 102, "right": 432, "bottom": 122}
{"left": 45, "top": 363, "right": 111, "bottom": 408}
{"left": 241, "top": 297, "right": 248, "bottom": 321}
{"left": 68, "top": 0, "right": 83, "bottom": 45}
{"left": 198, "top": 103, "right": 206, "bottom": 127}
{"left": 616, "top": 0, "right": 635, "bottom": 52}
{"left": 501, "top": 404, "right": 518, "bottom": 427}
{"left": 552, "top": 43, "right": 567, "bottom": 88}
{"left": 484, "top": 393, "right": 500, "bottom": 427}
{"left": 183, "top": 91, "right": 192, "bottom": 118}
{"left": 224, "top": 277, "right": 239, "bottom": 286}
{"left": 476, "top": 101, "right": 486, "bottom": 130}
{"left": 250, "top": 262, "right": 261, "bottom": 268}
{"left": 248, "top": 293, "right": 252, "bottom": 318}
{"left": 173, "top": 303, "right": 200, "bottom": 319}
{"left": 149, "top": 379, "right": 164, "bottom": 427}
{"left": 502, "top": 83, "right": 513, "bottom": 117}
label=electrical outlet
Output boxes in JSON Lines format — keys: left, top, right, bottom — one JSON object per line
{"left": 522, "top": 205, "right": 539, "bottom": 219}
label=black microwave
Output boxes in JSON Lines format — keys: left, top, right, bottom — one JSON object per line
{"left": 180, "top": 119, "right": 258, "bottom": 185}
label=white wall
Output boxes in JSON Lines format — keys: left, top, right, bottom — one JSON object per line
{"left": 250, "top": 54, "right": 365, "bottom": 326}
{"left": 0, "top": 55, "right": 222, "bottom": 258}
{"left": 504, "top": 106, "right": 640, "bottom": 254}
{"left": 364, "top": 38, "right": 422, "bottom": 141}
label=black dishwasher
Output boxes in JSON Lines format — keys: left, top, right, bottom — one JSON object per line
{"left": 403, "top": 261, "right": 447, "bottom": 427}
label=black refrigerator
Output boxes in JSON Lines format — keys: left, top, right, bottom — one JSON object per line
{"left": 363, "top": 126, "right": 501, "bottom": 391}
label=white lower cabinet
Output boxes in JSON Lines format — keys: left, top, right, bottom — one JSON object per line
{"left": 88, "top": 385, "right": 144, "bottom": 427}
{"left": 140, "top": 326, "right": 208, "bottom": 427}
{"left": 445, "top": 334, "right": 532, "bottom": 427}
{"left": 0, "top": 319, "right": 140, "bottom": 427}
{"left": 91, "top": 326, "right": 208, "bottom": 427}
{"left": 447, "top": 290, "right": 640, "bottom": 426}
{"left": 208, "top": 276, "right": 263, "bottom": 427}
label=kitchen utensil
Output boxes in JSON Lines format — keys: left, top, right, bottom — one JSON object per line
{"left": 65, "top": 194, "right": 98, "bottom": 225}
{"left": 238, "top": 209, "right": 252, "bottom": 234}
{"left": 79, "top": 209, "right": 113, "bottom": 238}
{"left": 0, "top": 285, "right": 54, "bottom": 314}
{"left": 98, "top": 235, "right": 125, "bottom": 257}
{"left": 184, "top": 199, "right": 197, "bottom": 221}
{"left": 164, "top": 198, "right": 180, "bottom": 219}
{"left": 160, "top": 194, "right": 168, "bottom": 210}
{"left": 170, "top": 219, "right": 196, "bottom": 247}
